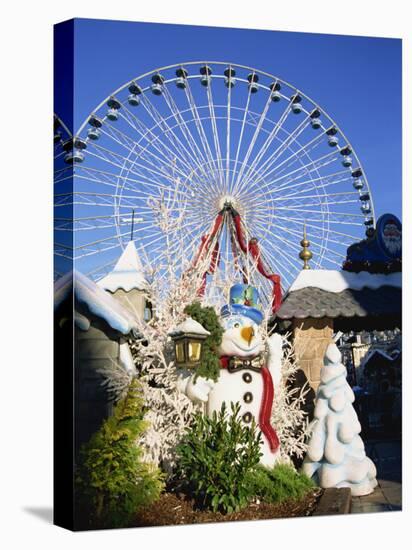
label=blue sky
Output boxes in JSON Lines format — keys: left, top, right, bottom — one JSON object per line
{"left": 61, "top": 18, "right": 402, "bottom": 219}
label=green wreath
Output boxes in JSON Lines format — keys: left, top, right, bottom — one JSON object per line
{"left": 183, "top": 302, "right": 224, "bottom": 382}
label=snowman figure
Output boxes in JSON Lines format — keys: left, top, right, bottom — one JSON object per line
{"left": 178, "top": 284, "right": 283, "bottom": 467}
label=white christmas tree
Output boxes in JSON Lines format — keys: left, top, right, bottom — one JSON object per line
{"left": 302, "top": 343, "right": 377, "bottom": 496}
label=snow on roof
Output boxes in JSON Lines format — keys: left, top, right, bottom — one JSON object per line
{"left": 97, "top": 241, "right": 148, "bottom": 293}
{"left": 288, "top": 270, "right": 402, "bottom": 294}
{"left": 54, "top": 270, "right": 139, "bottom": 335}
{"left": 169, "top": 317, "right": 211, "bottom": 337}
{"left": 54, "top": 270, "right": 73, "bottom": 310}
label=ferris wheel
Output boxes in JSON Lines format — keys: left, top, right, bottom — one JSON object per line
{"left": 54, "top": 61, "right": 375, "bottom": 308}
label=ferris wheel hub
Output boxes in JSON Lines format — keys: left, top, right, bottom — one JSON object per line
{"left": 218, "top": 195, "right": 238, "bottom": 210}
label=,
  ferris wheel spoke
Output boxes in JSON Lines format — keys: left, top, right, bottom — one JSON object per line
{"left": 255, "top": 236, "right": 299, "bottom": 286}
{"left": 233, "top": 91, "right": 281, "bottom": 195}
{"left": 226, "top": 73, "right": 232, "bottom": 191}
{"left": 143, "top": 92, "right": 219, "bottom": 184}
{"left": 229, "top": 81, "right": 253, "bottom": 192}
{"left": 267, "top": 215, "right": 360, "bottom": 246}
{"left": 136, "top": 217, "right": 207, "bottom": 253}
{"left": 184, "top": 80, "right": 219, "bottom": 177}
{"left": 264, "top": 142, "right": 340, "bottom": 187}
{"left": 272, "top": 214, "right": 362, "bottom": 229}
{"left": 85, "top": 142, "right": 179, "bottom": 186}
{"left": 120, "top": 102, "right": 194, "bottom": 171}
{"left": 74, "top": 171, "right": 141, "bottom": 194}
{"left": 167, "top": 85, "right": 213, "bottom": 172}
{"left": 205, "top": 77, "right": 225, "bottom": 190}
{"left": 276, "top": 200, "right": 360, "bottom": 213}
{"left": 98, "top": 116, "right": 192, "bottom": 182}
{"left": 75, "top": 164, "right": 178, "bottom": 192}
{"left": 72, "top": 245, "right": 118, "bottom": 261}
{"left": 260, "top": 153, "right": 340, "bottom": 197}
{"left": 86, "top": 258, "right": 119, "bottom": 279}
{"left": 54, "top": 150, "right": 67, "bottom": 162}
{"left": 99, "top": 120, "right": 139, "bottom": 151}
{"left": 54, "top": 166, "right": 74, "bottom": 185}
{"left": 257, "top": 139, "right": 337, "bottom": 192}
{"left": 119, "top": 105, "right": 164, "bottom": 151}
{"left": 130, "top": 103, "right": 219, "bottom": 201}
{"left": 74, "top": 171, "right": 186, "bottom": 200}
{"left": 278, "top": 207, "right": 363, "bottom": 220}
{"left": 276, "top": 194, "right": 359, "bottom": 212}
{"left": 254, "top": 224, "right": 315, "bottom": 279}
{"left": 270, "top": 190, "right": 359, "bottom": 204}
{"left": 113, "top": 119, "right": 203, "bottom": 199}
{"left": 237, "top": 93, "right": 289, "bottom": 190}
{"left": 239, "top": 109, "right": 313, "bottom": 195}
{"left": 138, "top": 94, "right": 202, "bottom": 174}
{"left": 271, "top": 171, "right": 352, "bottom": 198}
{"left": 263, "top": 222, "right": 343, "bottom": 268}
{"left": 57, "top": 214, "right": 147, "bottom": 231}
{"left": 246, "top": 125, "right": 327, "bottom": 191}
{"left": 160, "top": 93, "right": 209, "bottom": 181}
{"left": 79, "top": 164, "right": 188, "bottom": 207}
{"left": 75, "top": 243, "right": 123, "bottom": 260}
{"left": 238, "top": 219, "right": 296, "bottom": 290}
{"left": 261, "top": 112, "right": 312, "bottom": 166}
{"left": 73, "top": 231, "right": 130, "bottom": 249}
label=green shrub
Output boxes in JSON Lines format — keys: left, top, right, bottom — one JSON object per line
{"left": 184, "top": 302, "right": 224, "bottom": 382}
{"left": 246, "top": 463, "right": 315, "bottom": 504}
{"left": 75, "top": 378, "right": 164, "bottom": 529}
{"left": 175, "top": 402, "right": 262, "bottom": 514}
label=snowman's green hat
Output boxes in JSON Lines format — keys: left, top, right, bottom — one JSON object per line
{"left": 221, "top": 283, "right": 264, "bottom": 325}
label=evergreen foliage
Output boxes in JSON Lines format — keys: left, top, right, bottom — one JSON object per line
{"left": 246, "top": 463, "right": 315, "bottom": 504}
{"left": 75, "top": 378, "right": 164, "bottom": 529}
{"left": 184, "top": 301, "right": 224, "bottom": 382}
{"left": 175, "top": 402, "right": 262, "bottom": 514}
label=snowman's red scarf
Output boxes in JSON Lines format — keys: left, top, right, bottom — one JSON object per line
{"left": 219, "top": 356, "right": 280, "bottom": 453}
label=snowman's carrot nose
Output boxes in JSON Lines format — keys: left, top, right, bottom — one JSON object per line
{"left": 241, "top": 326, "right": 254, "bottom": 345}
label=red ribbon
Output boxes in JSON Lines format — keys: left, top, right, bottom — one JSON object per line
{"left": 232, "top": 213, "right": 282, "bottom": 313}
{"left": 220, "top": 357, "right": 280, "bottom": 453}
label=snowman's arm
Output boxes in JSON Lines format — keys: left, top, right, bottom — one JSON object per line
{"left": 176, "top": 369, "right": 191, "bottom": 394}
{"left": 267, "top": 333, "right": 283, "bottom": 395}
{"left": 177, "top": 370, "right": 215, "bottom": 404}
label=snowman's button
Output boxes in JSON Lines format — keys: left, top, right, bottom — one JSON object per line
{"left": 243, "top": 392, "right": 253, "bottom": 404}
{"left": 242, "top": 372, "right": 252, "bottom": 383}
{"left": 242, "top": 412, "right": 253, "bottom": 424}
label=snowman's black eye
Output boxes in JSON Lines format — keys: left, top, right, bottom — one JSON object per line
{"left": 234, "top": 323, "right": 240, "bottom": 328}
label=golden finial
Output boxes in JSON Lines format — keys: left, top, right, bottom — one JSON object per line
{"left": 299, "top": 223, "right": 312, "bottom": 270}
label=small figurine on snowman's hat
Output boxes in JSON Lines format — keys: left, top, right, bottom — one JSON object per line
{"left": 221, "top": 283, "right": 264, "bottom": 324}
{"left": 177, "top": 283, "right": 283, "bottom": 467}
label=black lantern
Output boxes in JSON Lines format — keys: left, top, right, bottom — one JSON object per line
{"left": 169, "top": 317, "right": 210, "bottom": 369}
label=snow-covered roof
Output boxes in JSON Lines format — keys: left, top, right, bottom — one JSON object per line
{"left": 274, "top": 269, "right": 401, "bottom": 327}
{"left": 288, "top": 270, "right": 402, "bottom": 294}
{"left": 97, "top": 241, "right": 147, "bottom": 293}
{"left": 54, "top": 270, "right": 139, "bottom": 335}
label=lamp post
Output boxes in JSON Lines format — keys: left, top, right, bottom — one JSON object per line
{"left": 169, "top": 317, "right": 210, "bottom": 369}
